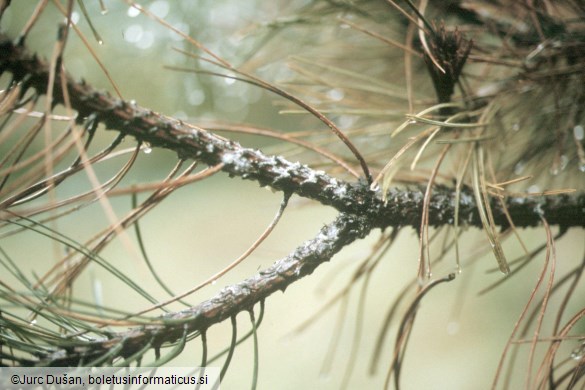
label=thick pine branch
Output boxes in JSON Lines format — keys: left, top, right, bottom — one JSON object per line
{"left": 35, "top": 213, "right": 370, "bottom": 366}
{"left": 1, "top": 36, "right": 583, "bottom": 230}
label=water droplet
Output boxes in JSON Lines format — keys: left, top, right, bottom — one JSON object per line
{"left": 570, "top": 342, "right": 585, "bottom": 360}
{"left": 211, "top": 280, "right": 217, "bottom": 285}
{"left": 69, "top": 11, "right": 80, "bottom": 25}
{"left": 579, "top": 163, "right": 585, "bottom": 172}
{"left": 326, "top": 88, "right": 344, "bottom": 102}
{"left": 143, "top": 142, "right": 152, "bottom": 154}
{"left": 408, "top": 119, "right": 417, "bottom": 125}
{"left": 224, "top": 74, "right": 236, "bottom": 85}
{"left": 512, "top": 122, "right": 520, "bottom": 131}
{"left": 97, "top": 39, "right": 104, "bottom": 45}
{"left": 514, "top": 160, "right": 525, "bottom": 175}
{"left": 124, "top": 24, "right": 143, "bottom": 43}
{"left": 148, "top": 0, "right": 170, "bottom": 19}
{"left": 128, "top": 6, "right": 141, "bottom": 18}
{"left": 93, "top": 278, "right": 103, "bottom": 307}
{"left": 188, "top": 90, "right": 205, "bottom": 106}
{"left": 527, "top": 185, "right": 540, "bottom": 194}
{"left": 574, "top": 125, "right": 584, "bottom": 141}
{"left": 29, "top": 319, "right": 37, "bottom": 326}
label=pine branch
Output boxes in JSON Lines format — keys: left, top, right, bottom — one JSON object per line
{"left": 1, "top": 36, "right": 583, "bottom": 231}
{"left": 34, "top": 213, "right": 370, "bottom": 366}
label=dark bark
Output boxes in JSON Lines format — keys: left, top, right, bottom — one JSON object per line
{"left": 34, "top": 214, "right": 371, "bottom": 366}
{"left": 1, "top": 36, "right": 583, "bottom": 231}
